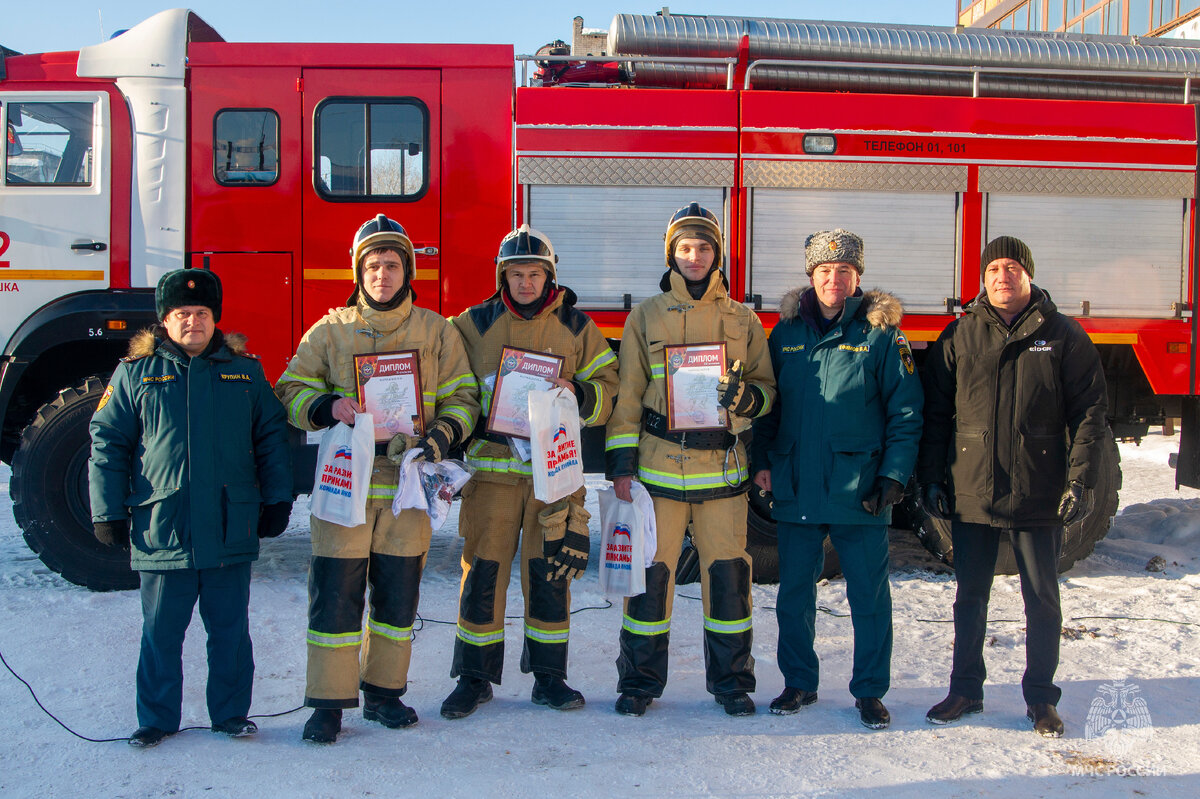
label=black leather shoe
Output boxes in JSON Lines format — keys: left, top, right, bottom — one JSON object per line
{"left": 363, "top": 693, "right": 418, "bottom": 728}
{"left": 1027, "top": 703, "right": 1065, "bottom": 738}
{"left": 855, "top": 697, "right": 891, "bottom": 730}
{"left": 531, "top": 675, "right": 585, "bottom": 710}
{"left": 926, "top": 694, "right": 984, "bottom": 725}
{"left": 769, "top": 687, "right": 818, "bottom": 715}
{"left": 128, "top": 726, "right": 170, "bottom": 748}
{"left": 302, "top": 709, "right": 342, "bottom": 744}
{"left": 440, "top": 677, "right": 493, "bottom": 720}
{"left": 211, "top": 716, "right": 258, "bottom": 737}
{"left": 615, "top": 693, "right": 652, "bottom": 716}
{"left": 716, "top": 692, "right": 756, "bottom": 716}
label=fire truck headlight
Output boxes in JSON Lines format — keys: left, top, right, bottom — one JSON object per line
{"left": 802, "top": 134, "right": 837, "bottom": 155}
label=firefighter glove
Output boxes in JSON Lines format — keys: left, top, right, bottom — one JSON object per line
{"left": 257, "top": 501, "right": 293, "bottom": 538}
{"left": 861, "top": 476, "right": 906, "bottom": 516}
{"left": 548, "top": 502, "right": 591, "bottom": 581}
{"left": 921, "top": 482, "right": 953, "bottom": 521}
{"left": 94, "top": 519, "right": 131, "bottom": 549}
{"left": 1058, "top": 480, "right": 1093, "bottom": 525}
{"left": 539, "top": 500, "right": 570, "bottom": 559}
{"left": 386, "top": 433, "right": 420, "bottom": 464}
{"left": 716, "top": 360, "right": 763, "bottom": 418}
{"left": 413, "top": 419, "right": 456, "bottom": 463}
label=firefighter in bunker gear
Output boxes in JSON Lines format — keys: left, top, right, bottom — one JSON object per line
{"left": 606, "top": 204, "right": 776, "bottom": 717}
{"left": 441, "top": 225, "right": 618, "bottom": 717}
{"left": 275, "top": 215, "right": 479, "bottom": 742}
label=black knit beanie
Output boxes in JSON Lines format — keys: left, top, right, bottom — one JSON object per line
{"left": 980, "top": 236, "right": 1034, "bottom": 278}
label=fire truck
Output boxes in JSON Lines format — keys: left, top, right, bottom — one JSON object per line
{"left": 2, "top": 9, "right": 1194, "bottom": 590}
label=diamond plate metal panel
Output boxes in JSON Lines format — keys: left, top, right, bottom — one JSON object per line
{"left": 519, "top": 157, "right": 732, "bottom": 186}
{"left": 979, "top": 166, "right": 1194, "bottom": 198}
{"left": 743, "top": 160, "right": 967, "bottom": 192}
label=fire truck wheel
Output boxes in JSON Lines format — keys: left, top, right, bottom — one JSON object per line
{"left": 744, "top": 484, "right": 840, "bottom": 585}
{"left": 909, "top": 429, "right": 1121, "bottom": 575}
{"left": 11, "top": 376, "right": 138, "bottom": 592}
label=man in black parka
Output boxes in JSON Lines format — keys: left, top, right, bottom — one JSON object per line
{"left": 917, "top": 236, "right": 1108, "bottom": 738}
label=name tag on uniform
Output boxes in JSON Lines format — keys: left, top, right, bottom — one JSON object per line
{"left": 142, "top": 375, "right": 176, "bottom": 384}
{"left": 837, "top": 344, "right": 869, "bottom": 353}
{"left": 220, "top": 373, "right": 253, "bottom": 382}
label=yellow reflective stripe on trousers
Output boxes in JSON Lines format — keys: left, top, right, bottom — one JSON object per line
{"left": 524, "top": 623, "right": 569, "bottom": 644}
{"left": 456, "top": 624, "right": 505, "bottom": 647}
{"left": 307, "top": 629, "right": 363, "bottom": 648}
{"left": 622, "top": 614, "right": 670, "bottom": 636}
{"left": 367, "top": 616, "right": 413, "bottom": 642}
{"left": 638, "top": 464, "right": 749, "bottom": 491}
{"left": 703, "top": 615, "right": 753, "bottom": 635}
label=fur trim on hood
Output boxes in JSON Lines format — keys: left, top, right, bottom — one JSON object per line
{"left": 126, "top": 327, "right": 247, "bottom": 359}
{"left": 778, "top": 287, "right": 903, "bottom": 329}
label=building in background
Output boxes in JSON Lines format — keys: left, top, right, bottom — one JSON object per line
{"left": 959, "top": 1, "right": 1200, "bottom": 37}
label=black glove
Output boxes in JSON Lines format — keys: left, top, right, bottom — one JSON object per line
{"left": 257, "top": 502, "right": 293, "bottom": 538}
{"left": 309, "top": 394, "right": 339, "bottom": 429}
{"left": 861, "top": 476, "right": 906, "bottom": 516}
{"left": 550, "top": 528, "right": 590, "bottom": 581}
{"left": 94, "top": 519, "right": 131, "bottom": 549}
{"left": 1058, "top": 481, "right": 1093, "bottom": 525}
{"left": 921, "top": 482, "right": 953, "bottom": 521}
{"left": 716, "top": 360, "right": 764, "bottom": 418}
{"left": 413, "top": 419, "right": 455, "bottom": 463}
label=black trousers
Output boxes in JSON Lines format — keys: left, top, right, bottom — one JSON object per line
{"left": 949, "top": 522, "right": 1063, "bottom": 707}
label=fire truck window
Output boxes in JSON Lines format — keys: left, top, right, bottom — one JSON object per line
{"left": 315, "top": 100, "right": 426, "bottom": 199}
{"left": 4, "top": 101, "right": 94, "bottom": 186}
{"left": 213, "top": 110, "right": 279, "bottom": 186}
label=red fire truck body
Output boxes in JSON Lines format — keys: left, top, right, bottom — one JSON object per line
{"left": 2, "top": 9, "right": 1196, "bottom": 588}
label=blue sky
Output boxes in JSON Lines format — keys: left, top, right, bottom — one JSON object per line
{"left": 6, "top": 2, "right": 955, "bottom": 57}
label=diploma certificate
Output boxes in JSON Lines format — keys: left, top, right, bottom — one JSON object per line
{"left": 664, "top": 342, "right": 729, "bottom": 432}
{"left": 355, "top": 350, "right": 424, "bottom": 442}
{"left": 487, "top": 346, "right": 564, "bottom": 440}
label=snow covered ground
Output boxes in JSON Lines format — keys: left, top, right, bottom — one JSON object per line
{"left": 1, "top": 431, "right": 1198, "bottom": 798}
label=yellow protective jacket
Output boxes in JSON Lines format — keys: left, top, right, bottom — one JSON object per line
{"left": 452, "top": 286, "right": 618, "bottom": 483}
{"left": 275, "top": 294, "right": 479, "bottom": 500}
{"left": 605, "top": 269, "right": 776, "bottom": 501}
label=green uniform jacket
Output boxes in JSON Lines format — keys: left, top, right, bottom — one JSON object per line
{"left": 606, "top": 269, "right": 776, "bottom": 501}
{"left": 751, "top": 287, "right": 924, "bottom": 526}
{"left": 452, "top": 285, "right": 618, "bottom": 482}
{"left": 89, "top": 329, "right": 292, "bottom": 571}
{"left": 916, "top": 287, "right": 1108, "bottom": 527}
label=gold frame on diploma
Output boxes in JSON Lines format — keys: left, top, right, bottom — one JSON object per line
{"left": 486, "top": 346, "right": 565, "bottom": 440}
{"left": 664, "top": 342, "right": 729, "bottom": 432}
{"left": 354, "top": 350, "right": 424, "bottom": 442}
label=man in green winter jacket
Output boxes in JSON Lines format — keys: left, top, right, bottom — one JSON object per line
{"left": 751, "top": 229, "right": 923, "bottom": 730}
{"left": 89, "top": 268, "right": 292, "bottom": 748}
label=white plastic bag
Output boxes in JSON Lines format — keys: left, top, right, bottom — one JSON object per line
{"left": 528, "top": 387, "right": 585, "bottom": 504}
{"left": 310, "top": 414, "right": 373, "bottom": 527}
{"left": 629, "top": 481, "right": 658, "bottom": 568}
{"left": 392, "top": 450, "right": 474, "bottom": 531}
{"left": 597, "top": 487, "right": 647, "bottom": 598}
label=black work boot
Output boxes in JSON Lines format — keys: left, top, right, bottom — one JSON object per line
{"left": 363, "top": 692, "right": 418, "bottom": 728}
{"left": 1027, "top": 703, "right": 1065, "bottom": 738}
{"left": 440, "top": 677, "right": 493, "bottom": 720}
{"left": 769, "top": 687, "right": 818, "bottom": 715}
{"left": 926, "top": 694, "right": 984, "bottom": 725}
{"left": 715, "top": 692, "right": 757, "bottom": 716}
{"left": 855, "top": 697, "right": 891, "bottom": 730}
{"left": 614, "top": 693, "right": 652, "bottom": 716}
{"left": 128, "top": 726, "right": 171, "bottom": 748}
{"left": 211, "top": 716, "right": 258, "bottom": 737}
{"left": 302, "top": 709, "right": 342, "bottom": 744}
{"left": 531, "top": 674, "right": 585, "bottom": 710}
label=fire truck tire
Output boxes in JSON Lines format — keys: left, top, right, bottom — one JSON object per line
{"left": 11, "top": 376, "right": 138, "bottom": 592}
{"left": 909, "top": 430, "right": 1121, "bottom": 575}
{"left": 745, "top": 485, "right": 840, "bottom": 585}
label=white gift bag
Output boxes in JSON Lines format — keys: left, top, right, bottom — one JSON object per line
{"left": 629, "top": 481, "right": 658, "bottom": 568}
{"left": 310, "top": 413, "right": 373, "bottom": 527}
{"left": 528, "top": 387, "right": 585, "bottom": 504}
{"left": 393, "top": 451, "right": 474, "bottom": 531}
{"left": 597, "top": 487, "right": 647, "bottom": 598}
